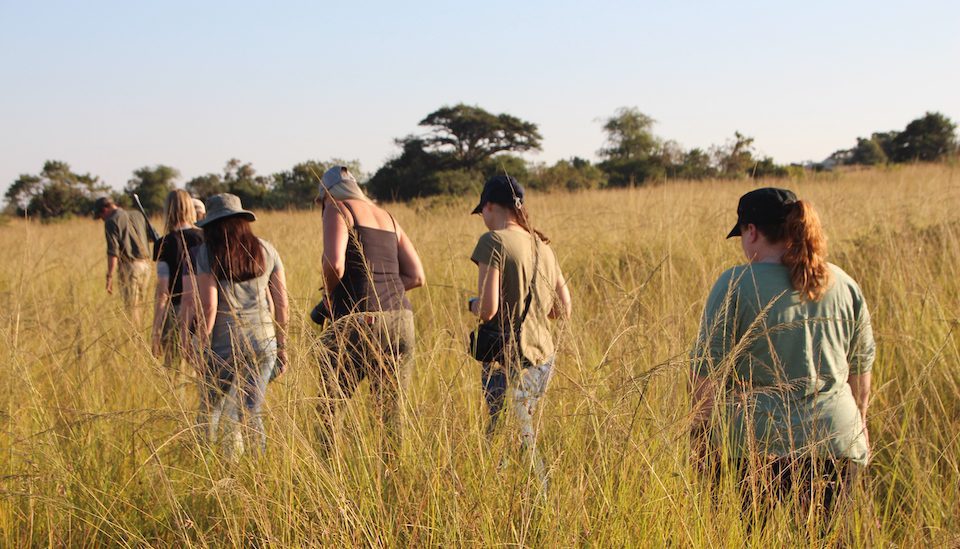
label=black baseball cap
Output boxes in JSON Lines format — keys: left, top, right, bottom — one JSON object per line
{"left": 727, "top": 187, "right": 798, "bottom": 238}
{"left": 471, "top": 175, "right": 525, "bottom": 215}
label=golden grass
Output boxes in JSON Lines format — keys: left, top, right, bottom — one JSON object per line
{"left": 1, "top": 163, "right": 959, "bottom": 546}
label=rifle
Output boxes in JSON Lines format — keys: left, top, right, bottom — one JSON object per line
{"left": 131, "top": 193, "right": 161, "bottom": 244}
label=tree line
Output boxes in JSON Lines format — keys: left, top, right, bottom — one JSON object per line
{"left": 5, "top": 106, "right": 957, "bottom": 219}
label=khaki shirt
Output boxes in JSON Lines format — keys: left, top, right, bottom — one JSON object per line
{"left": 471, "top": 229, "right": 561, "bottom": 366}
{"left": 104, "top": 208, "right": 150, "bottom": 261}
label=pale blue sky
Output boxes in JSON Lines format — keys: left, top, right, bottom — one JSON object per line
{"left": 1, "top": 0, "right": 957, "bottom": 191}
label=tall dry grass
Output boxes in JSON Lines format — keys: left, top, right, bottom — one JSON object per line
{"left": 0, "top": 164, "right": 958, "bottom": 546}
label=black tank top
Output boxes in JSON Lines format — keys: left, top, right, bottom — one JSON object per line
{"left": 330, "top": 201, "right": 412, "bottom": 317}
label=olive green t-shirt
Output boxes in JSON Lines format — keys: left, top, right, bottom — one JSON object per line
{"left": 471, "top": 229, "right": 560, "bottom": 366}
{"left": 104, "top": 208, "right": 150, "bottom": 261}
{"left": 692, "top": 262, "right": 875, "bottom": 465}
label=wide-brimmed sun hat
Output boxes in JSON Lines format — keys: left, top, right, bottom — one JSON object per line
{"left": 196, "top": 193, "right": 256, "bottom": 227}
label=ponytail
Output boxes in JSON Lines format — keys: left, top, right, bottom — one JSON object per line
{"left": 512, "top": 204, "right": 550, "bottom": 244}
{"left": 781, "top": 200, "right": 831, "bottom": 301}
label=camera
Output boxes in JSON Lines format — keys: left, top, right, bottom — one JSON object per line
{"left": 310, "top": 300, "right": 331, "bottom": 325}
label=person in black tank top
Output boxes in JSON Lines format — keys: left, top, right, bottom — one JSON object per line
{"left": 314, "top": 166, "right": 426, "bottom": 456}
{"left": 151, "top": 190, "right": 204, "bottom": 370}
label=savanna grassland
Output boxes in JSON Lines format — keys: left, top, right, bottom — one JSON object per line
{"left": 1, "top": 164, "right": 959, "bottom": 547}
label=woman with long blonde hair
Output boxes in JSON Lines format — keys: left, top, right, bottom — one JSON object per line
{"left": 151, "top": 189, "right": 204, "bottom": 368}
{"left": 690, "top": 188, "right": 875, "bottom": 528}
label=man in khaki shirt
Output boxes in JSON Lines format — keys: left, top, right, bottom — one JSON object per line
{"left": 93, "top": 196, "right": 151, "bottom": 325}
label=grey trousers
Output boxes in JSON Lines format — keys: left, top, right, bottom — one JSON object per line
{"left": 482, "top": 356, "right": 555, "bottom": 491}
{"left": 197, "top": 341, "right": 277, "bottom": 459}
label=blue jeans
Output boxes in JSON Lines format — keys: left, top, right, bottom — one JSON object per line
{"left": 482, "top": 357, "right": 554, "bottom": 490}
{"left": 198, "top": 341, "right": 277, "bottom": 458}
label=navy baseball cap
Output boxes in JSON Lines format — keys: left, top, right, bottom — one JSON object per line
{"left": 727, "top": 187, "right": 798, "bottom": 238}
{"left": 471, "top": 175, "right": 525, "bottom": 214}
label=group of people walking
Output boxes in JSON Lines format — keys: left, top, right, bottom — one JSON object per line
{"left": 95, "top": 170, "right": 874, "bottom": 526}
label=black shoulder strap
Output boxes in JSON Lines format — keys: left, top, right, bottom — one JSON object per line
{"left": 389, "top": 212, "right": 399, "bottom": 241}
{"left": 339, "top": 200, "right": 357, "bottom": 229}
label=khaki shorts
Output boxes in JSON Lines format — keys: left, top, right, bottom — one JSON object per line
{"left": 118, "top": 259, "right": 151, "bottom": 312}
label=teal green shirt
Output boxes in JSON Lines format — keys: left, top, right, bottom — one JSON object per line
{"left": 692, "top": 262, "right": 875, "bottom": 465}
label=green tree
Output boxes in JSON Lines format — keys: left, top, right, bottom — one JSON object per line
{"left": 268, "top": 159, "right": 365, "bottom": 209}
{"left": 889, "top": 112, "right": 957, "bottom": 162}
{"left": 4, "top": 161, "right": 106, "bottom": 218}
{"left": 126, "top": 165, "right": 179, "bottom": 214}
{"left": 750, "top": 157, "right": 789, "bottom": 178}
{"left": 369, "top": 105, "right": 541, "bottom": 201}
{"left": 849, "top": 138, "right": 888, "bottom": 166}
{"left": 870, "top": 131, "right": 899, "bottom": 159}
{"left": 222, "top": 159, "right": 271, "bottom": 209}
{"left": 675, "top": 148, "right": 717, "bottom": 180}
{"left": 479, "top": 154, "right": 530, "bottom": 182}
{"left": 4, "top": 174, "right": 43, "bottom": 215}
{"left": 713, "top": 132, "right": 757, "bottom": 178}
{"left": 368, "top": 138, "right": 449, "bottom": 201}
{"left": 419, "top": 104, "right": 542, "bottom": 166}
{"left": 270, "top": 160, "right": 326, "bottom": 209}
{"left": 185, "top": 173, "right": 226, "bottom": 199}
{"left": 598, "top": 107, "right": 663, "bottom": 186}
{"left": 528, "top": 158, "right": 607, "bottom": 191}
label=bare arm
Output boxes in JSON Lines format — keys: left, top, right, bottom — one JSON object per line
{"left": 548, "top": 268, "right": 572, "bottom": 320}
{"left": 106, "top": 255, "right": 119, "bottom": 294}
{"left": 470, "top": 263, "right": 500, "bottom": 322}
{"left": 322, "top": 203, "right": 349, "bottom": 297}
{"left": 152, "top": 271, "right": 171, "bottom": 357}
{"left": 689, "top": 373, "right": 717, "bottom": 469}
{"left": 197, "top": 273, "right": 218, "bottom": 342}
{"left": 396, "top": 222, "right": 426, "bottom": 290}
{"left": 268, "top": 267, "right": 289, "bottom": 377}
{"left": 268, "top": 270, "right": 288, "bottom": 345}
{"left": 848, "top": 372, "right": 872, "bottom": 450}
{"left": 848, "top": 372, "right": 871, "bottom": 419}
{"left": 690, "top": 374, "right": 717, "bottom": 427}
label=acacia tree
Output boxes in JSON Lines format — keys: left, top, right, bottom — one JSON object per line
{"left": 369, "top": 105, "right": 541, "bottom": 200}
{"left": 418, "top": 104, "right": 542, "bottom": 166}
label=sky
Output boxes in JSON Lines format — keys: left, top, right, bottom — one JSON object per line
{"left": 1, "top": 0, "right": 958, "bottom": 192}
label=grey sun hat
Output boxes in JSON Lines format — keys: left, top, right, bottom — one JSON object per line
{"left": 196, "top": 193, "right": 256, "bottom": 227}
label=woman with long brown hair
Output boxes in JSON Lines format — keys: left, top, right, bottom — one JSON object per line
{"left": 181, "top": 193, "right": 288, "bottom": 458}
{"left": 468, "top": 175, "right": 572, "bottom": 494}
{"left": 690, "top": 188, "right": 875, "bottom": 528}
{"left": 151, "top": 189, "right": 204, "bottom": 368}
